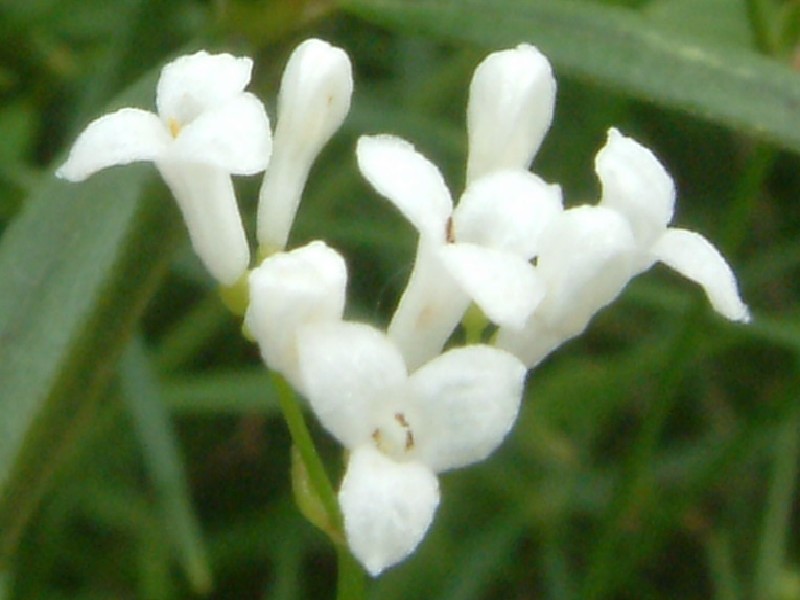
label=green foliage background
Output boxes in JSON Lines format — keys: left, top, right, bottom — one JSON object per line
{"left": 1, "top": 0, "right": 799, "bottom": 598}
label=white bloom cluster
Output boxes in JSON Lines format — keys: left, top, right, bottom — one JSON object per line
{"left": 57, "top": 40, "right": 750, "bottom": 577}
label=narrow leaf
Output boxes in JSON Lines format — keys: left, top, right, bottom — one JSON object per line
{"left": 0, "top": 71, "right": 183, "bottom": 561}
{"left": 121, "top": 337, "right": 212, "bottom": 594}
{"left": 341, "top": 0, "right": 800, "bottom": 154}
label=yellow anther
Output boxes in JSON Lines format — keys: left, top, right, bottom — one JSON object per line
{"left": 168, "top": 118, "right": 182, "bottom": 138}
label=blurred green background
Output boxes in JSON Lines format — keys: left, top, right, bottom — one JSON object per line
{"left": 1, "top": 0, "right": 800, "bottom": 598}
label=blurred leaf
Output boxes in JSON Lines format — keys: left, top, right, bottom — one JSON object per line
{"left": 163, "top": 369, "right": 279, "bottom": 414}
{"left": 435, "top": 510, "right": 526, "bottom": 600}
{"left": 645, "top": 0, "right": 752, "bottom": 49}
{"left": 0, "top": 101, "right": 36, "bottom": 165}
{"left": 0, "top": 69, "right": 183, "bottom": 562}
{"left": 121, "top": 337, "right": 211, "bottom": 594}
{"left": 341, "top": 0, "right": 800, "bottom": 154}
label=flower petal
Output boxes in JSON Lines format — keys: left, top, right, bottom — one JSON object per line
{"left": 172, "top": 92, "right": 272, "bottom": 175}
{"left": 439, "top": 243, "right": 545, "bottom": 329}
{"left": 257, "top": 39, "right": 353, "bottom": 251}
{"left": 356, "top": 135, "right": 453, "bottom": 241}
{"left": 596, "top": 128, "right": 675, "bottom": 249}
{"left": 652, "top": 227, "right": 750, "bottom": 322}
{"left": 245, "top": 241, "right": 347, "bottom": 387}
{"left": 496, "top": 317, "right": 565, "bottom": 368}
{"left": 156, "top": 51, "right": 253, "bottom": 124}
{"left": 298, "top": 322, "right": 408, "bottom": 448}
{"left": 157, "top": 162, "right": 249, "bottom": 286}
{"left": 453, "top": 170, "right": 563, "bottom": 258}
{"left": 466, "top": 44, "right": 556, "bottom": 182}
{"left": 339, "top": 445, "right": 440, "bottom": 576}
{"left": 535, "top": 205, "right": 636, "bottom": 336}
{"left": 55, "top": 108, "right": 169, "bottom": 181}
{"left": 273, "top": 38, "right": 353, "bottom": 160}
{"left": 388, "top": 240, "right": 470, "bottom": 371}
{"left": 409, "top": 345, "right": 526, "bottom": 473}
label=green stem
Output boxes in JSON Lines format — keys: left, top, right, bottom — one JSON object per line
{"left": 270, "top": 372, "right": 366, "bottom": 600}
{"left": 271, "top": 372, "right": 341, "bottom": 528}
{"left": 462, "top": 304, "right": 489, "bottom": 345}
{"left": 336, "top": 545, "right": 367, "bottom": 600}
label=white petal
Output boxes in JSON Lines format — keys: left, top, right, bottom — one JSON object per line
{"left": 339, "top": 445, "right": 440, "bottom": 576}
{"left": 273, "top": 38, "right": 353, "bottom": 160}
{"left": 409, "top": 345, "right": 525, "bottom": 473}
{"left": 388, "top": 240, "right": 470, "bottom": 371}
{"left": 536, "top": 205, "right": 636, "bottom": 336}
{"left": 453, "top": 170, "right": 563, "bottom": 258}
{"left": 172, "top": 92, "right": 272, "bottom": 175}
{"left": 56, "top": 108, "right": 169, "bottom": 181}
{"left": 596, "top": 128, "right": 675, "bottom": 249}
{"left": 466, "top": 44, "right": 556, "bottom": 183}
{"left": 297, "top": 322, "right": 408, "bottom": 448}
{"left": 256, "top": 151, "right": 309, "bottom": 252}
{"left": 652, "top": 227, "right": 750, "bottom": 322}
{"left": 439, "top": 243, "right": 545, "bottom": 329}
{"left": 496, "top": 317, "right": 564, "bottom": 368}
{"left": 245, "top": 241, "right": 347, "bottom": 386}
{"left": 156, "top": 51, "right": 253, "bottom": 124}
{"left": 356, "top": 135, "right": 453, "bottom": 241}
{"left": 256, "top": 39, "right": 353, "bottom": 251}
{"left": 157, "top": 162, "right": 249, "bottom": 286}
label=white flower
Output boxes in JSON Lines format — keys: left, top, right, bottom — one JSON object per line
{"left": 466, "top": 44, "right": 556, "bottom": 183}
{"left": 596, "top": 128, "right": 750, "bottom": 322}
{"left": 257, "top": 39, "right": 353, "bottom": 253}
{"left": 245, "top": 241, "right": 347, "bottom": 390}
{"left": 497, "top": 205, "right": 638, "bottom": 367}
{"left": 297, "top": 321, "right": 526, "bottom": 575}
{"left": 357, "top": 134, "right": 562, "bottom": 370}
{"left": 56, "top": 51, "right": 271, "bottom": 286}
{"left": 498, "top": 129, "right": 750, "bottom": 367}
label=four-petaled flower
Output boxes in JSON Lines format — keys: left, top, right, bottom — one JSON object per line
{"left": 297, "top": 321, "right": 527, "bottom": 575}
{"left": 498, "top": 128, "right": 750, "bottom": 367}
{"left": 357, "top": 135, "right": 562, "bottom": 370}
{"left": 57, "top": 50, "right": 271, "bottom": 286}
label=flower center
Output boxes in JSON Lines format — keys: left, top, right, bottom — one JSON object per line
{"left": 168, "top": 118, "right": 183, "bottom": 139}
{"left": 372, "top": 412, "right": 416, "bottom": 460}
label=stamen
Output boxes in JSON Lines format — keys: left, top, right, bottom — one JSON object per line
{"left": 168, "top": 118, "right": 182, "bottom": 138}
{"left": 446, "top": 216, "right": 455, "bottom": 243}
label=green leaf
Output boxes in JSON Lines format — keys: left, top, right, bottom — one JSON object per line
{"left": 0, "top": 71, "right": 183, "bottom": 562}
{"left": 120, "top": 337, "right": 212, "bottom": 594}
{"left": 162, "top": 369, "right": 280, "bottom": 414}
{"left": 341, "top": 0, "right": 800, "bottom": 154}
{"left": 645, "top": 0, "right": 752, "bottom": 49}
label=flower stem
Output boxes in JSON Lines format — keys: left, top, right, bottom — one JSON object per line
{"left": 336, "top": 545, "right": 366, "bottom": 600}
{"left": 271, "top": 372, "right": 341, "bottom": 528}
{"left": 270, "top": 372, "right": 366, "bottom": 600}
{"left": 462, "top": 303, "right": 488, "bottom": 344}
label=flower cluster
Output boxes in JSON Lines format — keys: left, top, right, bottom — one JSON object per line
{"left": 58, "top": 40, "right": 750, "bottom": 577}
